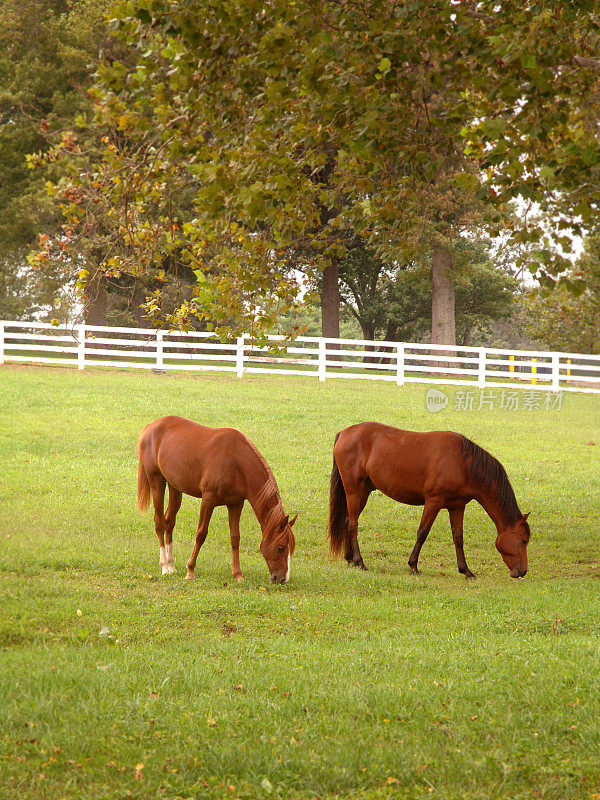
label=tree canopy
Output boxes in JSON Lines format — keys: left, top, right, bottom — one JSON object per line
{"left": 24, "top": 0, "right": 600, "bottom": 339}
{"left": 0, "top": 0, "right": 123, "bottom": 318}
{"left": 524, "top": 237, "right": 600, "bottom": 354}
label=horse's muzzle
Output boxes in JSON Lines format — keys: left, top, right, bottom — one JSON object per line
{"left": 510, "top": 566, "right": 527, "bottom": 579}
{"left": 270, "top": 574, "right": 287, "bottom": 585}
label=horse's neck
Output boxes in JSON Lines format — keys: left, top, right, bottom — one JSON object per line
{"left": 474, "top": 488, "right": 507, "bottom": 533}
{"left": 247, "top": 475, "right": 281, "bottom": 534}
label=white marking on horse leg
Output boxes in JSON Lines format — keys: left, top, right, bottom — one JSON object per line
{"left": 165, "top": 543, "right": 175, "bottom": 572}
{"left": 284, "top": 552, "right": 290, "bottom": 583}
{"left": 159, "top": 546, "right": 168, "bottom": 574}
{"left": 185, "top": 569, "right": 195, "bottom": 581}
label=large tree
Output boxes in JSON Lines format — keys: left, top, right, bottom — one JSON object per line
{"left": 338, "top": 237, "right": 517, "bottom": 346}
{"left": 35, "top": 1, "right": 600, "bottom": 340}
{"left": 524, "top": 237, "right": 600, "bottom": 354}
{"left": 0, "top": 0, "right": 123, "bottom": 320}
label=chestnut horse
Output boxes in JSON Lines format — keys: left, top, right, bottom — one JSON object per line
{"left": 329, "top": 423, "right": 530, "bottom": 579}
{"left": 137, "top": 416, "right": 296, "bottom": 583}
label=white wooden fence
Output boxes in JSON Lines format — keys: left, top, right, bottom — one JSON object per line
{"left": 1, "top": 319, "right": 599, "bottom": 393}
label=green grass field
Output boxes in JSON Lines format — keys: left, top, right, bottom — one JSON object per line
{"left": 1, "top": 364, "right": 599, "bottom": 800}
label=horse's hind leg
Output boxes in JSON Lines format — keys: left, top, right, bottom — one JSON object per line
{"left": 149, "top": 475, "right": 168, "bottom": 574}
{"left": 345, "top": 483, "right": 371, "bottom": 570}
{"left": 448, "top": 505, "right": 475, "bottom": 579}
{"left": 163, "top": 484, "right": 182, "bottom": 574}
{"left": 408, "top": 497, "right": 443, "bottom": 575}
{"left": 227, "top": 501, "right": 244, "bottom": 582}
{"left": 185, "top": 495, "right": 216, "bottom": 580}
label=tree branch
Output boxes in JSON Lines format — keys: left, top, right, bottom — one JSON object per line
{"left": 572, "top": 56, "right": 600, "bottom": 72}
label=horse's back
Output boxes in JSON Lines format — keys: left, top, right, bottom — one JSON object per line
{"left": 141, "top": 416, "right": 243, "bottom": 449}
{"left": 334, "top": 422, "right": 466, "bottom": 502}
{"left": 139, "top": 416, "right": 249, "bottom": 498}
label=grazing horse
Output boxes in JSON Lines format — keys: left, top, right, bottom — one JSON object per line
{"left": 329, "top": 422, "right": 530, "bottom": 579}
{"left": 137, "top": 416, "right": 296, "bottom": 583}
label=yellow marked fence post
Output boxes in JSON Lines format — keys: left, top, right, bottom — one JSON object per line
{"left": 531, "top": 357, "right": 537, "bottom": 385}
{"left": 509, "top": 354, "right": 514, "bottom": 377}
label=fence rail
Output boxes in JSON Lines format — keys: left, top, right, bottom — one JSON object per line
{"left": 1, "top": 319, "right": 599, "bottom": 393}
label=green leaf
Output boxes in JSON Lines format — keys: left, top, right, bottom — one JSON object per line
{"left": 377, "top": 57, "right": 391, "bottom": 74}
{"left": 520, "top": 53, "right": 536, "bottom": 70}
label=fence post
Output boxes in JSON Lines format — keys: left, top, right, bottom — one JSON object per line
{"left": 531, "top": 357, "right": 537, "bottom": 385}
{"left": 567, "top": 358, "right": 571, "bottom": 383}
{"left": 77, "top": 323, "right": 86, "bottom": 370}
{"left": 156, "top": 330, "right": 164, "bottom": 369}
{"left": 236, "top": 335, "right": 245, "bottom": 378}
{"left": 396, "top": 344, "right": 405, "bottom": 386}
{"left": 477, "top": 348, "right": 486, "bottom": 388}
{"left": 0, "top": 321, "right": 4, "bottom": 365}
{"left": 551, "top": 353, "right": 560, "bottom": 392}
{"left": 318, "top": 339, "right": 327, "bottom": 382}
{"left": 509, "top": 354, "right": 514, "bottom": 376}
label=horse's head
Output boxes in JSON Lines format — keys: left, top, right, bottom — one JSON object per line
{"left": 260, "top": 514, "right": 297, "bottom": 584}
{"left": 495, "top": 513, "right": 531, "bottom": 578}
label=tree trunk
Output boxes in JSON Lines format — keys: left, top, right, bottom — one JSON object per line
{"left": 431, "top": 244, "right": 455, "bottom": 372}
{"left": 431, "top": 245, "right": 456, "bottom": 345}
{"left": 360, "top": 321, "right": 378, "bottom": 364}
{"left": 321, "top": 258, "right": 340, "bottom": 339}
{"left": 133, "top": 281, "right": 148, "bottom": 327}
{"left": 84, "top": 271, "right": 107, "bottom": 326}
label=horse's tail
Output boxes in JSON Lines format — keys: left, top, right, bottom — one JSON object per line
{"left": 328, "top": 434, "right": 350, "bottom": 558}
{"left": 137, "top": 431, "right": 151, "bottom": 513}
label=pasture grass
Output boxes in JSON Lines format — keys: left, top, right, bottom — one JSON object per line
{"left": 0, "top": 363, "right": 599, "bottom": 800}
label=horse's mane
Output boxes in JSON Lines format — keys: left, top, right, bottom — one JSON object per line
{"left": 248, "top": 438, "right": 295, "bottom": 551}
{"left": 460, "top": 436, "right": 521, "bottom": 525}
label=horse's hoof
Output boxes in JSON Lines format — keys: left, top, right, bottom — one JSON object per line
{"left": 465, "top": 572, "right": 476, "bottom": 580}
{"left": 409, "top": 566, "right": 419, "bottom": 575}
{"left": 234, "top": 575, "right": 244, "bottom": 582}
{"left": 185, "top": 570, "right": 195, "bottom": 580}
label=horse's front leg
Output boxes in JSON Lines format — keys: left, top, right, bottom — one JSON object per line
{"left": 408, "top": 498, "right": 443, "bottom": 575}
{"left": 227, "top": 501, "right": 244, "bottom": 582}
{"left": 185, "top": 495, "right": 216, "bottom": 580}
{"left": 448, "top": 505, "right": 476, "bottom": 579}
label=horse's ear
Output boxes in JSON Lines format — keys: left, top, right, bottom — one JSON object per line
{"left": 280, "top": 515, "right": 289, "bottom": 528}
{"left": 289, "top": 514, "right": 298, "bottom": 527}
{"left": 522, "top": 512, "right": 530, "bottom": 521}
